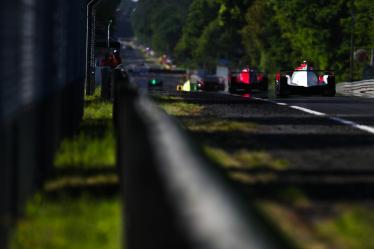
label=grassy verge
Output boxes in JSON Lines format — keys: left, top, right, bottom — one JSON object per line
{"left": 260, "top": 198, "right": 374, "bottom": 249}
{"left": 154, "top": 94, "right": 374, "bottom": 249}
{"left": 317, "top": 204, "right": 374, "bottom": 249}
{"left": 204, "top": 146, "right": 288, "bottom": 171}
{"left": 157, "top": 96, "right": 288, "bottom": 173}
{"left": 10, "top": 195, "right": 121, "bottom": 249}
{"left": 159, "top": 101, "right": 203, "bottom": 117}
{"left": 11, "top": 88, "right": 121, "bottom": 249}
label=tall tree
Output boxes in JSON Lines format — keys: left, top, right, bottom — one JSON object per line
{"left": 174, "top": 0, "right": 219, "bottom": 65}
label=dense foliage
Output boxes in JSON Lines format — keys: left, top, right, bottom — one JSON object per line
{"left": 131, "top": 0, "right": 192, "bottom": 53}
{"left": 130, "top": 0, "right": 374, "bottom": 81}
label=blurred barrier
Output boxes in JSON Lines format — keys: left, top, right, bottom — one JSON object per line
{"left": 114, "top": 68, "right": 295, "bottom": 249}
{"left": 0, "top": 1, "right": 87, "bottom": 248}
{"left": 337, "top": 79, "right": 374, "bottom": 98}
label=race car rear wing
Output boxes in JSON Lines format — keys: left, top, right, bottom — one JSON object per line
{"left": 230, "top": 70, "right": 267, "bottom": 76}
{"left": 278, "top": 69, "right": 335, "bottom": 75}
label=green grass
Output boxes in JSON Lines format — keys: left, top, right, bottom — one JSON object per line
{"left": 54, "top": 88, "right": 115, "bottom": 169}
{"left": 259, "top": 201, "right": 327, "bottom": 249}
{"left": 155, "top": 94, "right": 374, "bottom": 249}
{"left": 54, "top": 130, "right": 115, "bottom": 168}
{"left": 183, "top": 118, "right": 257, "bottom": 133}
{"left": 84, "top": 87, "right": 112, "bottom": 120}
{"left": 204, "top": 146, "right": 288, "bottom": 171}
{"left": 11, "top": 195, "right": 121, "bottom": 249}
{"left": 83, "top": 101, "right": 113, "bottom": 120}
{"left": 260, "top": 198, "right": 374, "bottom": 249}
{"left": 11, "top": 87, "right": 121, "bottom": 249}
{"left": 159, "top": 102, "right": 203, "bottom": 116}
{"left": 317, "top": 205, "right": 374, "bottom": 249}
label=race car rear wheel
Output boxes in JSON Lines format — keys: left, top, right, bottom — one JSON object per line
{"left": 276, "top": 76, "right": 288, "bottom": 98}
{"left": 323, "top": 76, "right": 336, "bottom": 97}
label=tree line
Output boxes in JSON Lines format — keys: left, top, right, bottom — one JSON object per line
{"left": 130, "top": 0, "right": 374, "bottom": 81}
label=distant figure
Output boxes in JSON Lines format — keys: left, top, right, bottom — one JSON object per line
{"left": 100, "top": 51, "right": 121, "bottom": 69}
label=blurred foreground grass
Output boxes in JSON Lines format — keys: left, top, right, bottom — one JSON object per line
{"left": 11, "top": 195, "right": 121, "bottom": 249}
{"left": 11, "top": 88, "right": 121, "bottom": 249}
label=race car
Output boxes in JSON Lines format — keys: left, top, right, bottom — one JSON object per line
{"left": 148, "top": 77, "right": 163, "bottom": 89}
{"left": 229, "top": 68, "right": 268, "bottom": 93}
{"left": 190, "top": 71, "right": 225, "bottom": 91}
{"left": 275, "top": 62, "right": 336, "bottom": 97}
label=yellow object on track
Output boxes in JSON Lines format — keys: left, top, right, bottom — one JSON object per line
{"left": 182, "top": 80, "right": 191, "bottom": 92}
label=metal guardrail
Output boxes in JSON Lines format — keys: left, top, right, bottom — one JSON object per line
{"left": 113, "top": 68, "right": 296, "bottom": 249}
{"left": 337, "top": 80, "right": 374, "bottom": 98}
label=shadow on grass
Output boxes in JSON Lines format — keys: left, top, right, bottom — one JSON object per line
{"left": 78, "top": 119, "right": 113, "bottom": 137}
{"left": 190, "top": 126, "right": 374, "bottom": 201}
{"left": 228, "top": 168, "right": 374, "bottom": 201}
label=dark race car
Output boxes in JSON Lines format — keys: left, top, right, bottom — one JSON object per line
{"left": 190, "top": 71, "right": 225, "bottom": 91}
{"left": 275, "top": 62, "right": 336, "bottom": 98}
{"left": 148, "top": 77, "right": 163, "bottom": 89}
{"left": 229, "top": 68, "right": 268, "bottom": 93}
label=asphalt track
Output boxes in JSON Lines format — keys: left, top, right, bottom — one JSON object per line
{"left": 122, "top": 44, "right": 374, "bottom": 200}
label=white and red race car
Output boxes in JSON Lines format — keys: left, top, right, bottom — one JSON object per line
{"left": 275, "top": 62, "right": 336, "bottom": 97}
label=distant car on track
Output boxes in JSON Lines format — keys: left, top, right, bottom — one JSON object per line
{"left": 229, "top": 68, "right": 268, "bottom": 93}
{"left": 148, "top": 77, "right": 163, "bottom": 89}
{"left": 190, "top": 71, "right": 225, "bottom": 91}
{"left": 275, "top": 62, "right": 336, "bottom": 97}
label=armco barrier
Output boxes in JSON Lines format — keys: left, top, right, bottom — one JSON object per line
{"left": 114, "top": 68, "right": 296, "bottom": 249}
{"left": 337, "top": 79, "right": 374, "bottom": 98}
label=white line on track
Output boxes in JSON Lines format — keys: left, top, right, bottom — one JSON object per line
{"left": 254, "top": 97, "right": 374, "bottom": 135}
{"left": 289, "top": 106, "right": 326, "bottom": 116}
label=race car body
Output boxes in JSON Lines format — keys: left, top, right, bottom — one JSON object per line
{"left": 190, "top": 71, "right": 225, "bottom": 91}
{"left": 275, "top": 63, "right": 336, "bottom": 97}
{"left": 229, "top": 68, "right": 268, "bottom": 93}
{"left": 148, "top": 78, "right": 163, "bottom": 89}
